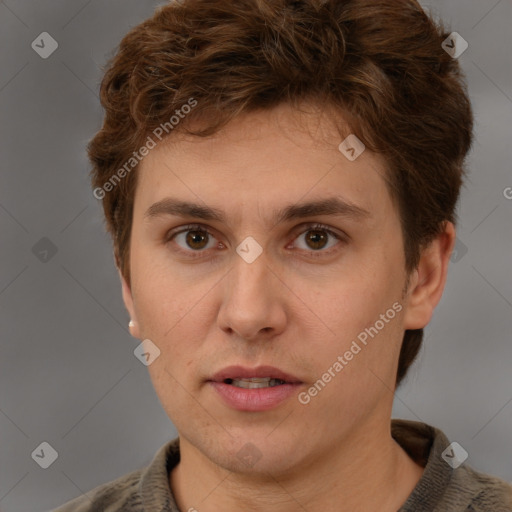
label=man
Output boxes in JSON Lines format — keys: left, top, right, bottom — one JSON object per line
{"left": 54, "top": 0, "right": 512, "bottom": 510}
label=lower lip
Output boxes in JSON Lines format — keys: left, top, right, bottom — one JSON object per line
{"left": 208, "top": 381, "right": 302, "bottom": 411}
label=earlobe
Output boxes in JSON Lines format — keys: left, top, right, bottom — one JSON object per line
{"left": 128, "top": 319, "right": 139, "bottom": 338}
{"left": 119, "top": 269, "right": 141, "bottom": 339}
{"left": 402, "top": 221, "right": 456, "bottom": 331}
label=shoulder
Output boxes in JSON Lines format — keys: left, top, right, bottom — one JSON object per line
{"left": 52, "top": 467, "right": 144, "bottom": 511}
{"left": 392, "top": 419, "right": 512, "bottom": 512}
{"left": 52, "top": 438, "right": 181, "bottom": 512}
{"left": 457, "top": 465, "right": 512, "bottom": 512}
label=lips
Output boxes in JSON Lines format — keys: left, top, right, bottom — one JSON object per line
{"left": 207, "top": 365, "right": 303, "bottom": 412}
{"left": 208, "top": 365, "right": 302, "bottom": 384}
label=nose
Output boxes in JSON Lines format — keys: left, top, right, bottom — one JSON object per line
{"left": 217, "top": 249, "right": 287, "bottom": 342}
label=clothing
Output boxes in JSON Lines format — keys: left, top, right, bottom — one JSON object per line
{"left": 52, "top": 419, "right": 512, "bottom": 511}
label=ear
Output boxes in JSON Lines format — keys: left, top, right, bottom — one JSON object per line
{"left": 402, "top": 221, "right": 456, "bottom": 330}
{"left": 118, "top": 267, "right": 141, "bottom": 339}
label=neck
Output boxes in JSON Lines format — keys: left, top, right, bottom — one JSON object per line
{"left": 169, "top": 417, "right": 424, "bottom": 512}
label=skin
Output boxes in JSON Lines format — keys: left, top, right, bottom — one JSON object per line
{"left": 120, "top": 102, "right": 455, "bottom": 512}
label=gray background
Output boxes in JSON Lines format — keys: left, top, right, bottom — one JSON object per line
{"left": 0, "top": 1, "right": 511, "bottom": 510}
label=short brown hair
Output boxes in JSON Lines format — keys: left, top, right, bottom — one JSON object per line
{"left": 88, "top": 0, "right": 474, "bottom": 387}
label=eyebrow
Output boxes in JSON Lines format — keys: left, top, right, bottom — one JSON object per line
{"left": 144, "top": 196, "right": 371, "bottom": 226}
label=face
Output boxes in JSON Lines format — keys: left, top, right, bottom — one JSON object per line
{"left": 121, "top": 103, "right": 428, "bottom": 477}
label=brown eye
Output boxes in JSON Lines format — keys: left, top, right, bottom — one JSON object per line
{"left": 185, "top": 229, "right": 209, "bottom": 250}
{"left": 304, "top": 229, "right": 329, "bottom": 250}
{"left": 166, "top": 223, "right": 345, "bottom": 260}
{"left": 167, "top": 225, "right": 219, "bottom": 255}
{"left": 292, "top": 224, "right": 344, "bottom": 255}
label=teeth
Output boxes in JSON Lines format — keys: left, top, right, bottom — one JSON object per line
{"left": 226, "top": 377, "right": 286, "bottom": 389}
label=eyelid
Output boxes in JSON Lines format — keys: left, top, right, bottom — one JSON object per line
{"left": 288, "top": 222, "right": 347, "bottom": 256}
{"left": 165, "top": 222, "right": 348, "bottom": 256}
{"left": 165, "top": 223, "right": 217, "bottom": 244}
{"left": 290, "top": 222, "right": 347, "bottom": 241}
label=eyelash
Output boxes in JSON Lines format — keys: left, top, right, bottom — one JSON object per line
{"left": 164, "top": 223, "right": 347, "bottom": 260}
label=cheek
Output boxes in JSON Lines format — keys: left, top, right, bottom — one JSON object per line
{"left": 319, "top": 272, "right": 393, "bottom": 333}
{"left": 132, "top": 266, "right": 219, "bottom": 388}
{"left": 308, "top": 254, "right": 405, "bottom": 373}
{"left": 131, "top": 251, "right": 201, "bottom": 334}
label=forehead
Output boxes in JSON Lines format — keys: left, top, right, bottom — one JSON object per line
{"left": 134, "top": 104, "right": 394, "bottom": 224}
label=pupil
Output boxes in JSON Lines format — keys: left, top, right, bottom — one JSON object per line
{"left": 307, "top": 230, "right": 327, "bottom": 250}
{"left": 186, "top": 230, "right": 208, "bottom": 249}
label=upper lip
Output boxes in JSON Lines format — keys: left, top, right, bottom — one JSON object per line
{"left": 209, "top": 365, "right": 302, "bottom": 384}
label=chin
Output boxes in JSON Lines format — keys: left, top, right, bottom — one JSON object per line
{"left": 206, "top": 431, "right": 302, "bottom": 476}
